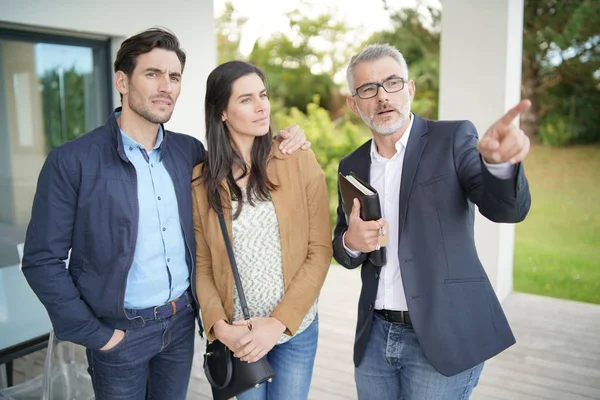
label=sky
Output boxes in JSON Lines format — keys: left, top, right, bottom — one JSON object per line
{"left": 213, "top": 0, "right": 439, "bottom": 56}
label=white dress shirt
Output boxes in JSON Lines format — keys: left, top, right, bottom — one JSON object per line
{"left": 343, "top": 114, "right": 514, "bottom": 311}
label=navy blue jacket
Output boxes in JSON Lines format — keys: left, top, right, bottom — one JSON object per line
{"left": 333, "top": 116, "right": 531, "bottom": 376}
{"left": 22, "top": 108, "right": 206, "bottom": 349}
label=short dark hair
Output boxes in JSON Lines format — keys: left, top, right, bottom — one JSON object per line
{"left": 114, "top": 27, "right": 186, "bottom": 77}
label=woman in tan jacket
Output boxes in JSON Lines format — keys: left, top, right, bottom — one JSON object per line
{"left": 192, "top": 60, "right": 332, "bottom": 400}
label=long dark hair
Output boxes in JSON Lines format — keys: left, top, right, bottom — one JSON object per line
{"left": 201, "top": 60, "right": 277, "bottom": 218}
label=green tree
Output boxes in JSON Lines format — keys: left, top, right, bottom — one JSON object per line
{"left": 273, "top": 99, "right": 369, "bottom": 226}
{"left": 215, "top": 1, "right": 248, "bottom": 64}
{"left": 364, "top": 1, "right": 441, "bottom": 119}
{"left": 522, "top": 0, "right": 600, "bottom": 143}
{"left": 248, "top": 5, "right": 351, "bottom": 113}
{"left": 41, "top": 67, "right": 87, "bottom": 151}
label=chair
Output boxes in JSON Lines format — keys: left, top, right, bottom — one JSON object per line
{"left": 40, "top": 330, "right": 93, "bottom": 400}
{"left": 0, "top": 244, "right": 93, "bottom": 399}
{"left": 0, "top": 331, "right": 94, "bottom": 399}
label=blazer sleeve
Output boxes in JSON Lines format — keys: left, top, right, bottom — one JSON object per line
{"left": 270, "top": 150, "right": 333, "bottom": 335}
{"left": 192, "top": 177, "right": 228, "bottom": 342}
{"left": 21, "top": 149, "right": 114, "bottom": 349}
{"left": 453, "top": 120, "right": 531, "bottom": 223}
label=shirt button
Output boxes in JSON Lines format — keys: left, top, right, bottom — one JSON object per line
{"left": 128, "top": 146, "right": 133, "bottom": 151}
{"left": 162, "top": 227, "right": 166, "bottom": 232}
{"left": 158, "top": 196, "right": 161, "bottom": 200}
{"left": 167, "top": 258, "right": 170, "bottom": 262}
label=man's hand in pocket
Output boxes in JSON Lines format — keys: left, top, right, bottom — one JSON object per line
{"left": 99, "top": 329, "right": 125, "bottom": 351}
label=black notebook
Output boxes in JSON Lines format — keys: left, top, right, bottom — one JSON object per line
{"left": 338, "top": 172, "right": 386, "bottom": 266}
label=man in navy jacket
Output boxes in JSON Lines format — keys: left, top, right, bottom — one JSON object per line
{"left": 22, "top": 28, "right": 307, "bottom": 400}
{"left": 333, "top": 44, "right": 531, "bottom": 399}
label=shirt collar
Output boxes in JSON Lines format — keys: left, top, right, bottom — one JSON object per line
{"left": 370, "top": 112, "right": 414, "bottom": 161}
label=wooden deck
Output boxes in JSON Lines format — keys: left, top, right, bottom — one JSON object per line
{"left": 189, "top": 266, "right": 600, "bottom": 400}
{"left": 6, "top": 265, "right": 600, "bottom": 399}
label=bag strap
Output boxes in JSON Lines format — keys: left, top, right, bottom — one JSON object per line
{"left": 218, "top": 213, "right": 251, "bottom": 321}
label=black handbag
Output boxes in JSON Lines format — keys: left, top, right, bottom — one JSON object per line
{"left": 203, "top": 213, "right": 276, "bottom": 400}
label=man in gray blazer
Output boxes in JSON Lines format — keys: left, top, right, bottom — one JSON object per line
{"left": 333, "top": 43, "right": 531, "bottom": 399}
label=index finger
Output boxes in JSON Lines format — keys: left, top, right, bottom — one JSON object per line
{"left": 280, "top": 138, "right": 302, "bottom": 154}
{"left": 365, "top": 220, "right": 382, "bottom": 232}
{"left": 277, "top": 124, "right": 299, "bottom": 141}
{"left": 498, "top": 99, "right": 531, "bottom": 126}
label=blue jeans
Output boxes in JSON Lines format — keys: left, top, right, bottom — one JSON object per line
{"left": 237, "top": 314, "right": 319, "bottom": 400}
{"left": 355, "top": 313, "right": 483, "bottom": 400}
{"left": 85, "top": 296, "right": 196, "bottom": 400}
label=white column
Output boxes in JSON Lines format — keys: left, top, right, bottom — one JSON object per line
{"left": 439, "top": 0, "right": 524, "bottom": 302}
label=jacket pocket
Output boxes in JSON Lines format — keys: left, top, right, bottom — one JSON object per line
{"left": 414, "top": 173, "right": 447, "bottom": 187}
{"left": 444, "top": 277, "right": 486, "bottom": 284}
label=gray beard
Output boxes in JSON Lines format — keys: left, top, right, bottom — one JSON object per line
{"left": 358, "top": 106, "right": 406, "bottom": 136}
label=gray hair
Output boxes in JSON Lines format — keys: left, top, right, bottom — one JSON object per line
{"left": 346, "top": 44, "right": 409, "bottom": 93}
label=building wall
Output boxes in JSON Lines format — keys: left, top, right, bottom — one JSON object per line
{"left": 0, "top": 0, "right": 217, "bottom": 141}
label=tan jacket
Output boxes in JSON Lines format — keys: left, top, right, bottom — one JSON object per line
{"left": 192, "top": 143, "right": 333, "bottom": 341}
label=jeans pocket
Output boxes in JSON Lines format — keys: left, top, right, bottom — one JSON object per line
{"left": 98, "top": 330, "right": 129, "bottom": 353}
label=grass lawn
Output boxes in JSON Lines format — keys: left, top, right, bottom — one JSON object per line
{"left": 514, "top": 143, "right": 600, "bottom": 304}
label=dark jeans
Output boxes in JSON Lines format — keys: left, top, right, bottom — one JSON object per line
{"left": 85, "top": 296, "right": 196, "bottom": 400}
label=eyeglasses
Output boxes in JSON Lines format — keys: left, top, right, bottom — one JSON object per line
{"left": 353, "top": 77, "right": 406, "bottom": 99}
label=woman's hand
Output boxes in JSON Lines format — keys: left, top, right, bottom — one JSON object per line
{"left": 232, "top": 317, "right": 286, "bottom": 362}
{"left": 213, "top": 320, "right": 250, "bottom": 353}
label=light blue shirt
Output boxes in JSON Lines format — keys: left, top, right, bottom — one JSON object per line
{"left": 120, "top": 125, "right": 189, "bottom": 309}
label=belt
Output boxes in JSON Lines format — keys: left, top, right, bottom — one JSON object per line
{"left": 127, "top": 290, "right": 191, "bottom": 321}
{"left": 374, "top": 309, "right": 411, "bottom": 325}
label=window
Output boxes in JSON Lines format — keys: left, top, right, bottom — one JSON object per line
{"left": 0, "top": 28, "right": 111, "bottom": 268}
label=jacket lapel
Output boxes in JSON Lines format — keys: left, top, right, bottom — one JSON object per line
{"left": 398, "top": 116, "right": 429, "bottom": 229}
{"left": 350, "top": 140, "right": 372, "bottom": 184}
